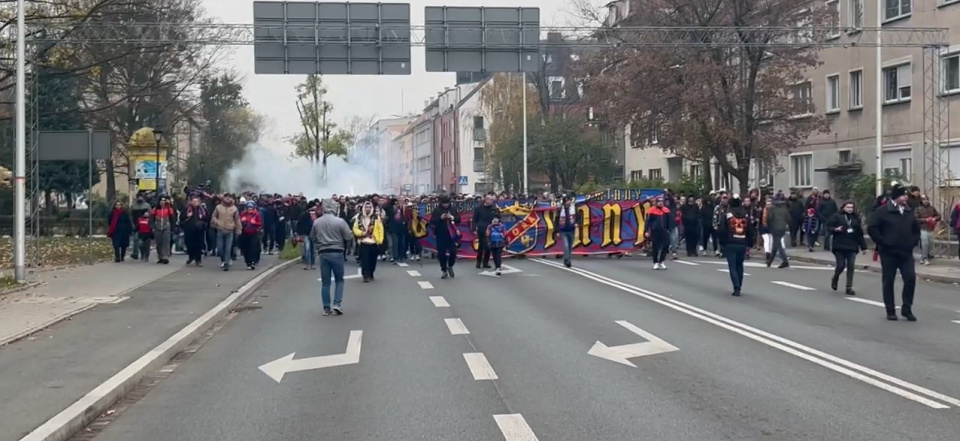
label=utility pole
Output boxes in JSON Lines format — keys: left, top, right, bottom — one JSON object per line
{"left": 13, "top": 0, "right": 26, "bottom": 282}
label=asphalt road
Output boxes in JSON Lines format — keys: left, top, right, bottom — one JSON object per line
{"left": 86, "top": 254, "right": 960, "bottom": 441}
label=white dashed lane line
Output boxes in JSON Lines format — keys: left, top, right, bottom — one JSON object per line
{"left": 418, "top": 281, "right": 434, "bottom": 290}
{"left": 847, "top": 298, "right": 899, "bottom": 309}
{"left": 771, "top": 281, "right": 816, "bottom": 291}
{"left": 717, "top": 269, "right": 750, "bottom": 276}
{"left": 673, "top": 260, "right": 700, "bottom": 266}
{"left": 397, "top": 262, "right": 409, "bottom": 267}
{"left": 429, "top": 296, "right": 449, "bottom": 307}
{"left": 493, "top": 414, "right": 540, "bottom": 441}
{"left": 407, "top": 270, "right": 421, "bottom": 277}
{"left": 462, "top": 352, "right": 498, "bottom": 380}
{"left": 444, "top": 318, "right": 469, "bottom": 335}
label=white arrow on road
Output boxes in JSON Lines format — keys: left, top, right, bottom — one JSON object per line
{"left": 259, "top": 330, "right": 363, "bottom": 382}
{"left": 480, "top": 264, "right": 522, "bottom": 277}
{"left": 588, "top": 320, "right": 678, "bottom": 367}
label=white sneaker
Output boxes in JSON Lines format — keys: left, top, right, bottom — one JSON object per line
{"left": 653, "top": 263, "right": 659, "bottom": 269}
{"left": 660, "top": 263, "right": 667, "bottom": 270}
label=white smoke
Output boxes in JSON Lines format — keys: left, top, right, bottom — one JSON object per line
{"left": 222, "top": 141, "right": 381, "bottom": 198}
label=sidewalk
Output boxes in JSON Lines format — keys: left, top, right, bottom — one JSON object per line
{"left": 788, "top": 249, "right": 960, "bottom": 285}
{"left": 0, "top": 254, "right": 291, "bottom": 441}
{"left": 0, "top": 258, "right": 184, "bottom": 346}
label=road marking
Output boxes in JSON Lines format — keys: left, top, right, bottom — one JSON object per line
{"left": 323, "top": 268, "right": 362, "bottom": 280}
{"left": 444, "top": 318, "right": 470, "bottom": 335}
{"left": 673, "top": 260, "right": 699, "bottom": 266}
{"left": 717, "top": 269, "right": 750, "bottom": 276}
{"left": 531, "top": 258, "right": 960, "bottom": 409}
{"left": 407, "top": 270, "right": 421, "bottom": 277}
{"left": 847, "top": 298, "right": 900, "bottom": 309}
{"left": 429, "top": 296, "right": 449, "bottom": 307}
{"left": 397, "top": 262, "right": 409, "bottom": 267}
{"left": 953, "top": 320, "right": 960, "bottom": 324}
{"left": 463, "top": 352, "right": 498, "bottom": 380}
{"left": 480, "top": 264, "right": 522, "bottom": 277}
{"left": 692, "top": 260, "right": 836, "bottom": 270}
{"left": 418, "top": 281, "right": 434, "bottom": 290}
{"left": 771, "top": 281, "right": 815, "bottom": 290}
{"left": 258, "top": 330, "right": 363, "bottom": 383}
{"left": 588, "top": 320, "right": 678, "bottom": 367}
{"left": 493, "top": 414, "right": 540, "bottom": 441}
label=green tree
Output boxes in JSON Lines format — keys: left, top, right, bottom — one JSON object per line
{"left": 291, "top": 75, "right": 340, "bottom": 179}
{"left": 182, "top": 73, "right": 261, "bottom": 189}
{"left": 34, "top": 67, "right": 101, "bottom": 211}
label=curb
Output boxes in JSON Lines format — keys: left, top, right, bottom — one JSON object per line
{"left": 787, "top": 255, "right": 960, "bottom": 286}
{"left": 0, "top": 281, "right": 43, "bottom": 296}
{"left": 18, "top": 258, "right": 299, "bottom": 441}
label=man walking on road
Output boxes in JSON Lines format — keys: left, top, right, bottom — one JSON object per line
{"left": 211, "top": 194, "right": 241, "bottom": 271}
{"left": 867, "top": 184, "right": 921, "bottom": 322}
{"left": 311, "top": 198, "right": 354, "bottom": 316}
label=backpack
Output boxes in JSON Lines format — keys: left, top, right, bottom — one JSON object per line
{"left": 489, "top": 224, "right": 506, "bottom": 248}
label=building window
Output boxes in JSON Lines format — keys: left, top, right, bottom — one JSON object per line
{"left": 900, "top": 158, "right": 912, "bottom": 178}
{"left": 542, "top": 53, "right": 553, "bottom": 64}
{"left": 648, "top": 168, "right": 662, "bottom": 180}
{"left": 849, "top": 69, "right": 863, "bottom": 108}
{"left": 788, "top": 10, "right": 813, "bottom": 45}
{"left": 548, "top": 76, "right": 566, "bottom": 99}
{"left": 848, "top": 0, "right": 863, "bottom": 29}
{"left": 826, "top": 0, "right": 840, "bottom": 39}
{"left": 630, "top": 170, "right": 644, "bottom": 181}
{"left": 792, "top": 81, "right": 812, "bottom": 113}
{"left": 826, "top": 74, "right": 840, "bottom": 112}
{"left": 689, "top": 164, "right": 702, "bottom": 180}
{"left": 943, "top": 53, "right": 960, "bottom": 94}
{"left": 839, "top": 149, "right": 852, "bottom": 163}
{"left": 649, "top": 120, "right": 659, "bottom": 145}
{"left": 757, "top": 162, "right": 775, "bottom": 187}
{"left": 791, "top": 154, "right": 813, "bottom": 187}
{"left": 883, "top": 0, "right": 910, "bottom": 22}
{"left": 883, "top": 63, "right": 912, "bottom": 103}
{"left": 473, "top": 116, "right": 484, "bottom": 129}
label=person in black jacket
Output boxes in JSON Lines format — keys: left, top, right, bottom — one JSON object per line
{"left": 295, "top": 203, "right": 317, "bottom": 269}
{"left": 826, "top": 201, "right": 868, "bottom": 295}
{"left": 816, "top": 190, "right": 839, "bottom": 251}
{"left": 680, "top": 196, "right": 701, "bottom": 257}
{"left": 430, "top": 195, "right": 461, "bottom": 279}
{"left": 472, "top": 194, "right": 499, "bottom": 268}
{"left": 699, "top": 196, "right": 717, "bottom": 255}
{"left": 107, "top": 201, "right": 134, "bottom": 262}
{"left": 717, "top": 194, "right": 754, "bottom": 297}
{"left": 867, "top": 183, "right": 921, "bottom": 321}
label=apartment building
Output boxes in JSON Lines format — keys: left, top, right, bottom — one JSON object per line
{"left": 366, "top": 116, "right": 414, "bottom": 192}
{"left": 412, "top": 100, "right": 438, "bottom": 195}
{"left": 609, "top": 0, "right": 960, "bottom": 195}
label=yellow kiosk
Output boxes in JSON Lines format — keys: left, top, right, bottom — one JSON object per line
{"left": 127, "top": 127, "right": 169, "bottom": 193}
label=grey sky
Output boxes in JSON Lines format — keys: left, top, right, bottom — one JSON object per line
{"left": 201, "top": 0, "right": 583, "bottom": 148}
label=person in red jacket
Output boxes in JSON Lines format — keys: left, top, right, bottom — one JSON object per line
{"left": 239, "top": 201, "right": 264, "bottom": 270}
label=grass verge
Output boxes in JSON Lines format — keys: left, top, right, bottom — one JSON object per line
{"left": 0, "top": 237, "right": 114, "bottom": 270}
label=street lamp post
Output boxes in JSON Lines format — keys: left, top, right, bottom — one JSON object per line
{"left": 152, "top": 129, "right": 164, "bottom": 201}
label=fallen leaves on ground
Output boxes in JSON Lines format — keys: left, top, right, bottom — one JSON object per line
{"left": 0, "top": 237, "right": 114, "bottom": 270}
{"left": 0, "top": 276, "right": 18, "bottom": 290}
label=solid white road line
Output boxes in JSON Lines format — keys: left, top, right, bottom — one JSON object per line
{"left": 429, "top": 296, "right": 449, "bottom": 307}
{"left": 952, "top": 320, "right": 960, "bottom": 324}
{"left": 463, "top": 352, "right": 498, "bottom": 380}
{"left": 847, "top": 298, "right": 900, "bottom": 309}
{"left": 531, "top": 258, "right": 960, "bottom": 409}
{"left": 493, "top": 414, "right": 540, "bottom": 441}
{"left": 717, "top": 269, "right": 750, "bottom": 276}
{"left": 444, "top": 318, "right": 470, "bottom": 335}
{"left": 418, "top": 281, "right": 434, "bottom": 290}
{"left": 673, "top": 260, "right": 700, "bottom": 266}
{"left": 407, "top": 270, "right": 421, "bottom": 277}
{"left": 397, "top": 262, "right": 409, "bottom": 267}
{"left": 771, "top": 281, "right": 816, "bottom": 291}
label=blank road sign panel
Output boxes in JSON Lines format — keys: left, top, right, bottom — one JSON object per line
{"left": 424, "top": 7, "right": 540, "bottom": 73}
{"left": 253, "top": 1, "right": 411, "bottom": 75}
{"left": 37, "top": 131, "right": 111, "bottom": 161}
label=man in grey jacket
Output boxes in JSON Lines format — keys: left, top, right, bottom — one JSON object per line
{"left": 310, "top": 198, "right": 355, "bottom": 316}
{"left": 765, "top": 194, "right": 791, "bottom": 268}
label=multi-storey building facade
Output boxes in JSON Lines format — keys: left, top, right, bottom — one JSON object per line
{"left": 609, "top": 0, "right": 960, "bottom": 196}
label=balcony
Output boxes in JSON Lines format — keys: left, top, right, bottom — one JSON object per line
{"left": 472, "top": 159, "right": 485, "bottom": 173}
{"left": 472, "top": 128, "right": 486, "bottom": 142}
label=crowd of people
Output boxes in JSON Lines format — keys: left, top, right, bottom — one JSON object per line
{"left": 103, "top": 182, "right": 945, "bottom": 321}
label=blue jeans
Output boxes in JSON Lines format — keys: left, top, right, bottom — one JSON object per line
{"left": 300, "top": 239, "right": 315, "bottom": 266}
{"left": 319, "top": 252, "right": 345, "bottom": 310}
{"left": 560, "top": 230, "right": 574, "bottom": 261}
{"left": 216, "top": 231, "right": 234, "bottom": 267}
{"left": 724, "top": 244, "right": 746, "bottom": 290}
